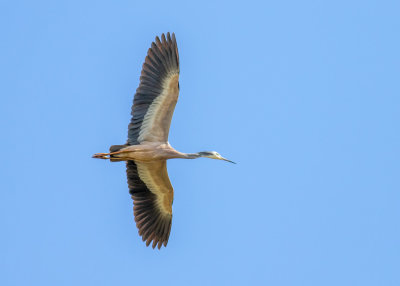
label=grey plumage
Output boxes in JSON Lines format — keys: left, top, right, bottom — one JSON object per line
{"left": 93, "top": 33, "right": 233, "bottom": 249}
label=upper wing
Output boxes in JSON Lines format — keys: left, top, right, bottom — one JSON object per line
{"left": 128, "top": 33, "right": 180, "bottom": 145}
{"left": 126, "top": 160, "right": 173, "bottom": 249}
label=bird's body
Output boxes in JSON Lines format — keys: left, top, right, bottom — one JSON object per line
{"left": 99, "top": 142, "right": 206, "bottom": 162}
{"left": 93, "top": 33, "right": 233, "bottom": 249}
{"left": 109, "top": 142, "right": 182, "bottom": 162}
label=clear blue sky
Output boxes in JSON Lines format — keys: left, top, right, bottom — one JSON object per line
{"left": 1, "top": 1, "right": 399, "bottom": 285}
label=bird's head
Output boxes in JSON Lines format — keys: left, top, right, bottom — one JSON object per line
{"left": 198, "top": 151, "right": 235, "bottom": 164}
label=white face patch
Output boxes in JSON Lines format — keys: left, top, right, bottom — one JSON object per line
{"left": 202, "top": 151, "right": 221, "bottom": 159}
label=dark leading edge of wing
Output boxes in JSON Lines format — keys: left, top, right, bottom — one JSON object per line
{"left": 126, "top": 161, "right": 172, "bottom": 249}
{"left": 127, "top": 32, "right": 179, "bottom": 145}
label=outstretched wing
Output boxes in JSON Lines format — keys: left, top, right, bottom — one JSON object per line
{"left": 126, "top": 160, "right": 173, "bottom": 249}
{"left": 128, "top": 32, "right": 180, "bottom": 145}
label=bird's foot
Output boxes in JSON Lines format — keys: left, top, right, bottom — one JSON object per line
{"left": 92, "top": 153, "right": 110, "bottom": 159}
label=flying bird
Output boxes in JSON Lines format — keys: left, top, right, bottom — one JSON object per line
{"left": 93, "top": 32, "right": 234, "bottom": 249}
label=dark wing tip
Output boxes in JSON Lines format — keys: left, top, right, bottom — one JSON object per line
{"left": 156, "top": 32, "right": 175, "bottom": 42}
{"left": 152, "top": 32, "right": 179, "bottom": 69}
{"left": 132, "top": 197, "right": 172, "bottom": 247}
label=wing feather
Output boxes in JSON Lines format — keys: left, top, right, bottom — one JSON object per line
{"left": 127, "top": 32, "right": 179, "bottom": 145}
{"left": 126, "top": 160, "right": 173, "bottom": 249}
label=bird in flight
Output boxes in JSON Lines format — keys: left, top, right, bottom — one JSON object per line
{"left": 93, "top": 33, "right": 234, "bottom": 249}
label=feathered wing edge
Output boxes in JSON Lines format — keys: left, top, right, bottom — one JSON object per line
{"left": 128, "top": 32, "right": 180, "bottom": 145}
{"left": 126, "top": 160, "right": 172, "bottom": 249}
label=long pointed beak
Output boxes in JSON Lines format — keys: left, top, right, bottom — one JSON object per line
{"left": 221, "top": 157, "right": 236, "bottom": 164}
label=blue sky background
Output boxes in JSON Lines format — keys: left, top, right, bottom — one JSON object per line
{"left": 1, "top": 0, "right": 399, "bottom": 285}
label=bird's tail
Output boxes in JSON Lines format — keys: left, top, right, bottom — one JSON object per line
{"left": 109, "top": 145, "right": 127, "bottom": 162}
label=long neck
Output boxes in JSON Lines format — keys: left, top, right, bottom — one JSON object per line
{"left": 172, "top": 150, "right": 211, "bottom": 159}
{"left": 167, "top": 146, "right": 203, "bottom": 159}
{"left": 182, "top": 152, "right": 201, "bottom": 159}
